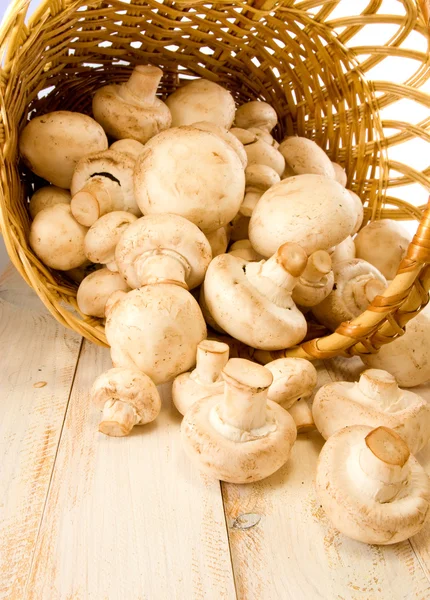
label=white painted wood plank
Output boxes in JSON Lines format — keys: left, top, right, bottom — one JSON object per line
{"left": 222, "top": 360, "right": 430, "bottom": 600}
{"left": 25, "top": 340, "right": 237, "bottom": 600}
{"left": 0, "top": 266, "right": 82, "bottom": 600}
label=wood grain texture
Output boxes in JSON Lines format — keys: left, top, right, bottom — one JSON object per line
{"left": 0, "top": 266, "right": 82, "bottom": 600}
{"left": 25, "top": 340, "right": 236, "bottom": 600}
{"left": 223, "top": 359, "right": 430, "bottom": 600}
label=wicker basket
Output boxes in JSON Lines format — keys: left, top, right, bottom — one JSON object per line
{"left": 0, "top": 0, "right": 429, "bottom": 360}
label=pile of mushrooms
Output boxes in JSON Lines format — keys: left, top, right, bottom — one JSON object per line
{"left": 20, "top": 63, "right": 430, "bottom": 545}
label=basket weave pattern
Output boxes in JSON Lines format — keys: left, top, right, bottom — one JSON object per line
{"left": 0, "top": 0, "right": 429, "bottom": 357}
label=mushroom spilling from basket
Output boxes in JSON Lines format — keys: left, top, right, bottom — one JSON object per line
{"left": 20, "top": 65, "right": 430, "bottom": 545}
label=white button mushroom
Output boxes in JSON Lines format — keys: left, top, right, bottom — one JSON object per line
{"left": 361, "top": 308, "right": 430, "bottom": 387}
{"left": 29, "top": 186, "right": 71, "bottom": 219}
{"left": 329, "top": 236, "right": 356, "bottom": 264}
{"left": 239, "top": 130, "right": 285, "bottom": 176}
{"left": 29, "top": 204, "right": 88, "bottom": 270}
{"left": 92, "top": 367, "right": 161, "bottom": 437}
{"left": 134, "top": 127, "right": 245, "bottom": 233}
{"left": 198, "top": 286, "right": 226, "bottom": 334}
{"left": 292, "top": 250, "right": 334, "bottom": 307}
{"left": 77, "top": 268, "right": 130, "bottom": 318}
{"left": 347, "top": 190, "right": 364, "bottom": 234}
{"left": 166, "top": 78, "right": 235, "bottom": 128}
{"left": 249, "top": 174, "right": 357, "bottom": 257}
{"left": 204, "top": 242, "right": 308, "bottom": 350}
{"left": 92, "top": 65, "right": 171, "bottom": 144}
{"left": 354, "top": 219, "right": 413, "bottom": 280}
{"left": 205, "top": 227, "right": 229, "bottom": 258}
{"left": 313, "top": 368, "right": 430, "bottom": 454}
{"left": 84, "top": 211, "right": 138, "bottom": 271}
{"left": 247, "top": 127, "right": 279, "bottom": 148}
{"left": 312, "top": 259, "right": 387, "bottom": 331}
{"left": 190, "top": 121, "right": 247, "bottom": 168}
{"left": 172, "top": 340, "right": 230, "bottom": 416}
{"left": 71, "top": 142, "right": 144, "bottom": 227}
{"left": 265, "top": 357, "right": 318, "bottom": 408}
{"left": 19, "top": 111, "right": 108, "bottom": 188}
{"left": 181, "top": 358, "right": 297, "bottom": 483}
{"left": 115, "top": 214, "right": 212, "bottom": 290}
{"left": 109, "top": 138, "right": 147, "bottom": 158}
{"left": 105, "top": 285, "right": 207, "bottom": 385}
{"left": 234, "top": 101, "right": 278, "bottom": 133}
{"left": 228, "top": 239, "right": 263, "bottom": 262}
{"left": 316, "top": 425, "right": 430, "bottom": 544}
{"left": 288, "top": 399, "right": 315, "bottom": 433}
{"left": 240, "top": 164, "right": 281, "bottom": 217}
{"left": 332, "top": 162, "right": 347, "bottom": 187}
{"left": 278, "top": 137, "right": 336, "bottom": 179}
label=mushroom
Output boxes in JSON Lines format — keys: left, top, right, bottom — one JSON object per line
{"left": 316, "top": 425, "right": 430, "bottom": 544}
{"left": 361, "top": 307, "right": 430, "bottom": 388}
{"left": 190, "top": 121, "right": 247, "bottom": 168}
{"left": 247, "top": 127, "right": 279, "bottom": 148}
{"left": 29, "top": 186, "right": 71, "bottom": 219}
{"left": 92, "top": 367, "right": 161, "bottom": 437}
{"left": 203, "top": 242, "right": 308, "bottom": 350}
{"left": 19, "top": 111, "right": 108, "bottom": 188}
{"left": 84, "top": 211, "right": 138, "bottom": 271}
{"left": 198, "top": 287, "right": 226, "bottom": 334}
{"left": 292, "top": 250, "right": 334, "bottom": 307}
{"left": 205, "top": 227, "right": 229, "bottom": 258}
{"left": 105, "top": 285, "right": 207, "bottom": 385}
{"left": 288, "top": 399, "right": 315, "bottom": 433}
{"left": 329, "top": 236, "right": 355, "bottom": 264}
{"left": 181, "top": 358, "right": 297, "bottom": 483}
{"left": 77, "top": 268, "right": 130, "bottom": 318}
{"left": 354, "top": 219, "right": 413, "bottom": 280}
{"left": 347, "top": 190, "right": 364, "bottom": 234}
{"left": 109, "top": 138, "right": 147, "bottom": 158}
{"left": 71, "top": 143, "right": 144, "bottom": 227}
{"left": 278, "top": 137, "right": 335, "bottom": 179}
{"left": 115, "top": 213, "right": 212, "bottom": 290}
{"left": 313, "top": 368, "right": 430, "bottom": 454}
{"left": 312, "top": 259, "right": 387, "bottom": 331}
{"left": 172, "top": 340, "right": 230, "bottom": 416}
{"left": 29, "top": 204, "right": 87, "bottom": 270}
{"left": 238, "top": 131, "right": 285, "bottom": 176}
{"left": 265, "top": 357, "right": 318, "bottom": 408}
{"left": 92, "top": 65, "right": 171, "bottom": 144}
{"left": 240, "top": 164, "right": 281, "bottom": 217}
{"left": 134, "top": 127, "right": 245, "bottom": 232}
{"left": 234, "top": 101, "right": 278, "bottom": 132}
{"left": 165, "top": 78, "right": 235, "bottom": 128}
{"left": 249, "top": 174, "right": 357, "bottom": 257}
{"left": 332, "top": 162, "right": 347, "bottom": 187}
{"left": 228, "top": 239, "right": 263, "bottom": 262}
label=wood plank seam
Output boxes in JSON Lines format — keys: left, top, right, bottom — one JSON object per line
{"left": 21, "top": 337, "right": 84, "bottom": 600}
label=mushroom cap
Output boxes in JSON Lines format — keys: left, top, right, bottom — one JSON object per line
{"left": 109, "top": 139, "right": 146, "bottom": 158}
{"left": 91, "top": 367, "right": 161, "bottom": 424}
{"left": 330, "top": 235, "right": 356, "bottom": 264}
{"left": 105, "top": 285, "right": 207, "bottom": 384}
{"left": 249, "top": 174, "right": 357, "bottom": 257}
{"left": 77, "top": 268, "right": 130, "bottom": 318}
{"left": 265, "top": 358, "right": 318, "bottom": 407}
{"left": 354, "top": 219, "right": 412, "bottom": 280}
{"left": 313, "top": 369, "right": 430, "bottom": 454}
{"left": 203, "top": 253, "right": 307, "bottom": 350}
{"left": 228, "top": 239, "right": 263, "bottom": 262}
{"left": 71, "top": 149, "right": 140, "bottom": 216}
{"left": 234, "top": 101, "right": 278, "bottom": 132}
{"left": 205, "top": 227, "right": 229, "bottom": 258}
{"left": 198, "top": 286, "right": 227, "bottom": 334}
{"left": 245, "top": 164, "right": 281, "bottom": 190}
{"left": 29, "top": 204, "right": 88, "bottom": 270}
{"left": 247, "top": 127, "right": 279, "bottom": 147}
{"left": 191, "top": 121, "right": 247, "bottom": 168}
{"left": 316, "top": 425, "right": 430, "bottom": 544}
{"left": 181, "top": 394, "right": 296, "bottom": 483}
{"left": 29, "top": 186, "right": 71, "bottom": 219}
{"left": 230, "top": 127, "right": 256, "bottom": 145}
{"left": 278, "top": 137, "right": 335, "bottom": 179}
{"left": 361, "top": 308, "right": 430, "bottom": 387}
{"left": 134, "top": 127, "right": 245, "bottom": 232}
{"left": 312, "top": 259, "right": 387, "bottom": 331}
{"left": 244, "top": 138, "right": 285, "bottom": 176}
{"left": 332, "top": 162, "right": 347, "bottom": 187}
{"left": 347, "top": 190, "right": 364, "bottom": 234}
{"left": 92, "top": 74, "right": 171, "bottom": 143}
{"left": 173, "top": 373, "right": 224, "bottom": 417}
{"left": 19, "top": 111, "right": 108, "bottom": 188}
{"left": 84, "top": 211, "right": 138, "bottom": 265}
{"left": 166, "top": 79, "right": 235, "bottom": 128}
{"left": 115, "top": 213, "right": 212, "bottom": 289}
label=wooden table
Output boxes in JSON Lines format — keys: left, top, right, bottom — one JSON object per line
{"left": 1, "top": 264, "right": 430, "bottom": 600}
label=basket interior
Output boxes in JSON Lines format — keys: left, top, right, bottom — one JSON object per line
{"left": 0, "top": 0, "right": 429, "bottom": 344}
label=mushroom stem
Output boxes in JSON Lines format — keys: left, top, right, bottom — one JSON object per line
{"left": 240, "top": 191, "right": 261, "bottom": 217}
{"left": 99, "top": 399, "right": 140, "bottom": 437}
{"left": 71, "top": 176, "right": 122, "bottom": 227}
{"left": 352, "top": 427, "right": 410, "bottom": 503}
{"left": 122, "top": 65, "right": 163, "bottom": 105}
{"left": 134, "top": 249, "right": 191, "bottom": 288}
{"left": 357, "top": 369, "right": 400, "bottom": 409}
{"left": 194, "top": 340, "right": 229, "bottom": 384}
{"left": 288, "top": 398, "right": 314, "bottom": 432}
{"left": 301, "top": 251, "right": 331, "bottom": 284}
